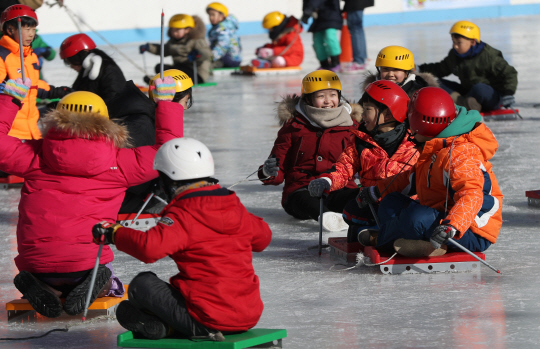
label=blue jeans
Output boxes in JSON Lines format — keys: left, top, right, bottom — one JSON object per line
{"left": 439, "top": 79, "right": 501, "bottom": 111}
{"left": 346, "top": 10, "right": 367, "bottom": 64}
{"left": 376, "top": 192, "right": 492, "bottom": 252}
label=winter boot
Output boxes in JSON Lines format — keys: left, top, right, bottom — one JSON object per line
{"left": 329, "top": 55, "right": 341, "bottom": 72}
{"left": 465, "top": 97, "right": 482, "bottom": 111}
{"left": 318, "top": 59, "right": 330, "bottom": 70}
{"left": 116, "top": 300, "right": 170, "bottom": 340}
{"left": 251, "top": 59, "right": 271, "bottom": 68}
{"left": 346, "top": 225, "right": 360, "bottom": 243}
{"left": 14, "top": 271, "right": 63, "bottom": 318}
{"left": 321, "top": 212, "right": 349, "bottom": 232}
{"left": 358, "top": 229, "right": 378, "bottom": 247}
{"left": 192, "top": 330, "right": 226, "bottom": 342}
{"left": 63, "top": 265, "right": 112, "bottom": 316}
{"left": 393, "top": 238, "right": 448, "bottom": 257}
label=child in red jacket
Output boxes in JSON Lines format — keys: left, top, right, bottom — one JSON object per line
{"left": 93, "top": 137, "right": 272, "bottom": 341}
{"left": 252, "top": 11, "right": 303, "bottom": 68}
{"left": 308, "top": 80, "right": 419, "bottom": 242}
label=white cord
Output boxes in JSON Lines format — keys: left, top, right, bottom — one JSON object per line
{"left": 228, "top": 169, "right": 269, "bottom": 189}
{"left": 330, "top": 252, "right": 398, "bottom": 271}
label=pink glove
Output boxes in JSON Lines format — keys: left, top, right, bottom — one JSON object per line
{"left": 257, "top": 48, "right": 274, "bottom": 59}
{"left": 3, "top": 78, "right": 31, "bottom": 102}
{"left": 152, "top": 76, "right": 176, "bottom": 103}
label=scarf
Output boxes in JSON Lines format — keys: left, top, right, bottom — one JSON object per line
{"left": 453, "top": 41, "right": 486, "bottom": 59}
{"left": 295, "top": 99, "right": 353, "bottom": 129}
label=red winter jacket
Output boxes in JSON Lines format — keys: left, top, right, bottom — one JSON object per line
{"left": 0, "top": 95, "right": 183, "bottom": 274}
{"left": 263, "top": 16, "right": 304, "bottom": 66}
{"left": 115, "top": 184, "right": 272, "bottom": 332}
{"left": 261, "top": 96, "right": 358, "bottom": 205}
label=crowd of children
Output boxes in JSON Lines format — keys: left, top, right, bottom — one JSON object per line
{"left": 0, "top": 0, "right": 516, "bottom": 344}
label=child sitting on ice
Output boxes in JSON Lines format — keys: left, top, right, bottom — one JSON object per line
{"left": 363, "top": 45, "right": 439, "bottom": 97}
{"left": 252, "top": 11, "right": 303, "bottom": 68}
{"left": 259, "top": 70, "right": 358, "bottom": 231}
{"left": 308, "top": 80, "right": 419, "bottom": 243}
{"left": 92, "top": 137, "right": 272, "bottom": 341}
{"left": 206, "top": 2, "right": 242, "bottom": 68}
{"left": 0, "top": 76, "right": 183, "bottom": 318}
{"left": 418, "top": 20, "right": 518, "bottom": 112}
{"left": 140, "top": 14, "right": 212, "bottom": 83}
{"left": 356, "top": 87, "right": 503, "bottom": 257}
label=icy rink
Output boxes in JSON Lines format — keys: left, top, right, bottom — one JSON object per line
{"left": 1, "top": 15, "right": 540, "bottom": 348}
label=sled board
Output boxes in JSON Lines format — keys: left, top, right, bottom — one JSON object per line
{"left": 328, "top": 237, "right": 364, "bottom": 263}
{"left": 117, "top": 328, "right": 287, "bottom": 349}
{"left": 526, "top": 190, "right": 540, "bottom": 207}
{"left": 117, "top": 213, "right": 161, "bottom": 230}
{"left": 233, "top": 65, "right": 301, "bottom": 76}
{"left": 194, "top": 82, "right": 218, "bottom": 88}
{"left": 480, "top": 108, "right": 520, "bottom": 121}
{"left": 0, "top": 175, "right": 23, "bottom": 189}
{"left": 6, "top": 285, "right": 128, "bottom": 321}
{"left": 212, "top": 67, "right": 240, "bottom": 76}
{"left": 363, "top": 246, "right": 486, "bottom": 275}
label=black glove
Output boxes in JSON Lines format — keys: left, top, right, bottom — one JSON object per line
{"left": 188, "top": 50, "right": 199, "bottom": 62}
{"left": 92, "top": 221, "right": 122, "bottom": 245}
{"left": 301, "top": 13, "right": 310, "bottom": 24}
{"left": 430, "top": 224, "right": 457, "bottom": 249}
{"left": 308, "top": 178, "right": 331, "bottom": 198}
{"left": 356, "top": 186, "right": 380, "bottom": 209}
{"left": 262, "top": 155, "right": 280, "bottom": 177}
{"left": 48, "top": 86, "right": 74, "bottom": 99}
{"left": 139, "top": 43, "right": 150, "bottom": 54}
{"left": 500, "top": 95, "right": 515, "bottom": 108}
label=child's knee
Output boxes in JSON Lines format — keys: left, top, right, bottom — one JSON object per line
{"left": 271, "top": 56, "right": 286, "bottom": 67}
{"left": 129, "top": 271, "right": 157, "bottom": 300}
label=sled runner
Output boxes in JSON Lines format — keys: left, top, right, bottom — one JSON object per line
{"left": 328, "top": 237, "right": 363, "bottom": 263}
{"left": 480, "top": 108, "right": 521, "bottom": 121}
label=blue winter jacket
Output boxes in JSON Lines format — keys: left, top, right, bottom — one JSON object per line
{"left": 207, "top": 15, "right": 242, "bottom": 63}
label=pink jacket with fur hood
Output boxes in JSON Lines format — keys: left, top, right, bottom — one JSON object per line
{"left": 0, "top": 95, "right": 183, "bottom": 274}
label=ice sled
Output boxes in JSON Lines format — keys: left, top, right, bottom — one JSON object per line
{"left": 233, "top": 65, "right": 302, "bottom": 76}
{"left": 117, "top": 328, "right": 287, "bottom": 349}
{"left": 0, "top": 175, "right": 23, "bottom": 189}
{"left": 6, "top": 285, "right": 129, "bottom": 322}
{"left": 526, "top": 190, "right": 540, "bottom": 207}
{"left": 328, "top": 237, "right": 363, "bottom": 263}
{"left": 117, "top": 213, "right": 161, "bottom": 230}
{"left": 480, "top": 108, "right": 521, "bottom": 121}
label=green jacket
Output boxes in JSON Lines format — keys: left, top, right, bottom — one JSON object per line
{"left": 419, "top": 43, "right": 517, "bottom": 96}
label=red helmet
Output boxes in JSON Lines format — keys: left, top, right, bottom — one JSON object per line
{"left": 364, "top": 80, "right": 410, "bottom": 122}
{"left": 0, "top": 4, "right": 38, "bottom": 29}
{"left": 60, "top": 33, "right": 96, "bottom": 59}
{"left": 408, "top": 87, "right": 457, "bottom": 137}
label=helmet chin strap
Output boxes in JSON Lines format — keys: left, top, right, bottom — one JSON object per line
{"left": 370, "top": 108, "right": 397, "bottom": 135}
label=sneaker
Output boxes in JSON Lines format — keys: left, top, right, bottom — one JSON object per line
{"left": 329, "top": 64, "right": 341, "bottom": 73}
{"left": 14, "top": 271, "right": 63, "bottom": 318}
{"left": 358, "top": 229, "right": 379, "bottom": 246}
{"left": 116, "top": 300, "right": 169, "bottom": 340}
{"left": 63, "top": 265, "right": 112, "bottom": 316}
{"left": 321, "top": 212, "right": 349, "bottom": 232}
{"left": 251, "top": 59, "right": 270, "bottom": 68}
{"left": 341, "top": 62, "right": 366, "bottom": 74}
{"left": 393, "top": 238, "right": 448, "bottom": 257}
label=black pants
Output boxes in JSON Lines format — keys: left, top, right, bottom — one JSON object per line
{"left": 154, "top": 63, "right": 204, "bottom": 84}
{"left": 283, "top": 187, "right": 360, "bottom": 221}
{"left": 128, "top": 272, "right": 212, "bottom": 337}
{"left": 342, "top": 198, "right": 378, "bottom": 242}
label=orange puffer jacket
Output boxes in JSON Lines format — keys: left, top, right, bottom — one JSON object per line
{"left": 377, "top": 122, "right": 503, "bottom": 243}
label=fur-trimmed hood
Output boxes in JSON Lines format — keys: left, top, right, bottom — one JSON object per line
{"left": 187, "top": 15, "right": 207, "bottom": 40}
{"left": 361, "top": 71, "right": 439, "bottom": 97}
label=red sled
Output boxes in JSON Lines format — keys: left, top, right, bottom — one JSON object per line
{"left": 116, "top": 213, "right": 161, "bottom": 230}
{"left": 0, "top": 175, "right": 24, "bottom": 189}
{"left": 480, "top": 108, "right": 521, "bottom": 120}
{"left": 526, "top": 190, "right": 540, "bottom": 207}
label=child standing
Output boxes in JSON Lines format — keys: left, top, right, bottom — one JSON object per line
{"left": 259, "top": 70, "right": 358, "bottom": 231}
{"left": 418, "top": 20, "right": 518, "bottom": 112}
{"left": 357, "top": 87, "right": 503, "bottom": 256}
{"left": 363, "top": 45, "right": 439, "bottom": 97}
{"left": 92, "top": 137, "right": 272, "bottom": 341}
{"left": 140, "top": 14, "right": 212, "bottom": 84}
{"left": 341, "top": 0, "right": 374, "bottom": 74}
{"left": 302, "top": 0, "right": 343, "bottom": 72}
{"left": 206, "top": 2, "right": 242, "bottom": 68}
{"left": 252, "top": 11, "right": 303, "bottom": 68}
{"left": 308, "top": 80, "right": 419, "bottom": 242}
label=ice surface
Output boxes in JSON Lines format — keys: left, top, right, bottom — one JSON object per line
{"left": 1, "top": 15, "right": 540, "bottom": 348}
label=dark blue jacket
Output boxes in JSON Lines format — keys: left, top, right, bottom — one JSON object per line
{"left": 303, "top": 0, "right": 343, "bottom": 32}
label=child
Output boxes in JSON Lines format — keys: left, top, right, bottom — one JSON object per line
{"left": 418, "top": 20, "right": 518, "bottom": 112}
{"left": 140, "top": 14, "right": 212, "bottom": 84}
{"left": 341, "top": 0, "right": 374, "bottom": 74}
{"left": 308, "top": 80, "right": 419, "bottom": 242}
{"left": 259, "top": 70, "right": 358, "bottom": 231}
{"left": 32, "top": 31, "right": 55, "bottom": 80}
{"left": 0, "top": 77, "right": 184, "bottom": 318}
{"left": 357, "top": 87, "right": 503, "bottom": 256}
{"left": 302, "top": 0, "right": 343, "bottom": 71}
{"left": 252, "top": 11, "right": 303, "bottom": 68}
{"left": 206, "top": 2, "right": 242, "bottom": 68}
{"left": 363, "top": 45, "right": 439, "bottom": 97}
{"left": 92, "top": 137, "right": 272, "bottom": 341}
{"left": 60, "top": 33, "right": 126, "bottom": 105}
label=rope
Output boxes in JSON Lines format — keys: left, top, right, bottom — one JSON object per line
{"left": 228, "top": 169, "right": 269, "bottom": 189}
{"left": 330, "top": 252, "right": 398, "bottom": 271}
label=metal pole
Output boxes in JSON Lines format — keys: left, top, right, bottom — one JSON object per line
{"left": 368, "top": 202, "right": 381, "bottom": 228}
{"left": 160, "top": 10, "right": 164, "bottom": 79}
{"left": 142, "top": 52, "right": 148, "bottom": 77}
{"left": 130, "top": 193, "right": 154, "bottom": 226}
{"left": 447, "top": 238, "right": 501, "bottom": 274}
{"left": 193, "top": 60, "right": 198, "bottom": 86}
{"left": 82, "top": 244, "right": 104, "bottom": 321}
{"left": 17, "top": 18, "right": 25, "bottom": 80}
{"left": 318, "top": 197, "right": 324, "bottom": 256}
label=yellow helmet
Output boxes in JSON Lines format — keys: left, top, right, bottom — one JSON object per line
{"left": 301, "top": 70, "right": 342, "bottom": 95}
{"left": 375, "top": 46, "right": 415, "bottom": 71}
{"left": 169, "top": 14, "right": 195, "bottom": 29}
{"left": 149, "top": 69, "right": 194, "bottom": 100}
{"left": 57, "top": 91, "right": 109, "bottom": 118}
{"left": 450, "top": 20, "right": 481, "bottom": 43}
{"left": 206, "top": 2, "right": 228, "bottom": 18}
{"left": 262, "top": 11, "right": 285, "bottom": 29}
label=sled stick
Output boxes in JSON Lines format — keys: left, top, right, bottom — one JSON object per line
{"left": 82, "top": 243, "right": 104, "bottom": 321}
{"left": 160, "top": 10, "right": 164, "bottom": 79}
{"left": 368, "top": 202, "right": 381, "bottom": 229}
{"left": 17, "top": 18, "right": 25, "bottom": 80}
{"left": 318, "top": 190, "right": 329, "bottom": 256}
{"left": 510, "top": 107, "right": 523, "bottom": 120}
{"left": 193, "top": 60, "right": 198, "bottom": 86}
{"left": 447, "top": 238, "right": 501, "bottom": 274}
{"left": 130, "top": 193, "right": 155, "bottom": 226}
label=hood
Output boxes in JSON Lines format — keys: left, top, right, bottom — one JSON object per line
{"left": 361, "top": 71, "right": 439, "bottom": 91}
{"left": 187, "top": 15, "right": 207, "bottom": 40}
{"left": 107, "top": 80, "right": 155, "bottom": 121}
{"left": 436, "top": 105, "right": 482, "bottom": 138}
{"left": 271, "top": 16, "right": 302, "bottom": 41}
{"left": 219, "top": 15, "right": 239, "bottom": 31}
{"left": 350, "top": 102, "right": 363, "bottom": 123}
{"left": 41, "top": 109, "right": 129, "bottom": 176}
{"left": 277, "top": 94, "right": 300, "bottom": 125}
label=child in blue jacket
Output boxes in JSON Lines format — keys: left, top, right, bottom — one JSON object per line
{"left": 206, "top": 2, "right": 242, "bottom": 68}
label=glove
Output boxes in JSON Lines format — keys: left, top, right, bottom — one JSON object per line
{"left": 3, "top": 78, "right": 31, "bottom": 102}
{"left": 188, "top": 50, "right": 199, "bottom": 62}
{"left": 33, "top": 47, "right": 52, "bottom": 58}
{"left": 139, "top": 43, "right": 150, "bottom": 54}
{"left": 262, "top": 155, "right": 280, "bottom": 177}
{"left": 501, "top": 95, "right": 515, "bottom": 108}
{"left": 152, "top": 76, "right": 176, "bottom": 103}
{"left": 47, "top": 86, "right": 74, "bottom": 99}
{"left": 308, "top": 178, "right": 331, "bottom": 198}
{"left": 92, "top": 221, "right": 122, "bottom": 245}
{"left": 257, "top": 48, "right": 274, "bottom": 59}
{"left": 430, "top": 224, "right": 457, "bottom": 249}
{"left": 301, "top": 13, "right": 310, "bottom": 24}
{"left": 356, "top": 186, "right": 380, "bottom": 209}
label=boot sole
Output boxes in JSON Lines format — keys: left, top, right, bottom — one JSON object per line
{"left": 116, "top": 300, "right": 168, "bottom": 340}
{"left": 14, "top": 271, "right": 63, "bottom": 318}
{"left": 63, "top": 265, "right": 112, "bottom": 316}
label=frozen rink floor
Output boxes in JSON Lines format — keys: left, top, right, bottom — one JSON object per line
{"left": 1, "top": 14, "right": 540, "bottom": 348}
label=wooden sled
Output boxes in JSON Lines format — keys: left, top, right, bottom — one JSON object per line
{"left": 233, "top": 65, "right": 302, "bottom": 76}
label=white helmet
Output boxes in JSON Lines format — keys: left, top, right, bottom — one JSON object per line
{"left": 153, "top": 138, "right": 214, "bottom": 181}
